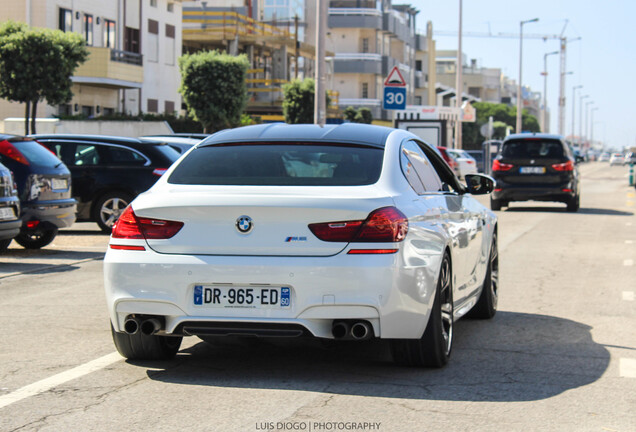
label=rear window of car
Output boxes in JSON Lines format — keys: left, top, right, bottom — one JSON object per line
{"left": 9, "top": 139, "right": 63, "bottom": 167}
{"left": 501, "top": 139, "right": 565, "bottom": 159}
{"left": 150, "top": 144, "right": 181, "bottom": 164}
{"left": 168, "top": 143, "right": 383, "bottom": 186}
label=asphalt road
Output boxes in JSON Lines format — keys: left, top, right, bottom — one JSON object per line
{"left": 0, "top": 162, "right": 634, "bottom": 432}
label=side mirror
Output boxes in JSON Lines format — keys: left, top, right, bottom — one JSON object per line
{"left": 464, "top": 174, "right": 495, "bottom": 195}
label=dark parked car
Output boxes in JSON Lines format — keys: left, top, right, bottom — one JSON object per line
{"left": 490, "top": 133, "right": 580, "bottom": 212}
{"left": 31, "top": 134, "right": 181, "bottom": 232}
{"left": 0, "top": 161, "right": 21, "bottom": 251}
{"left": 0, "top": 135, "right": 76, "bottom": 248}
{"left": 465, "top": 150, "right": 485, "bottom": 173}
{"left": 436, "top": 146, "right": 460, "bottom": 177}
{"left": 139, "top": 135, "right": 202, "bottom": 154}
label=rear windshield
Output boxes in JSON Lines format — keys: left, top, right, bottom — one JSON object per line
{"left": 149, "top": 144, "right": 181, "bottom": 163}
{"left": 8, "top": 139, "right": 63, "bottom": 167}
{"left": 168, "top": 143, "right": 384, "bottom": 186}
{"left": 501, "top": 139, "right": 565, "bottom": 159}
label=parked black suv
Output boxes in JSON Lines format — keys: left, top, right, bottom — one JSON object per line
{"left": 32, "top": 134, "right": 181, "bottom": 232}
{"left": 0, "top": 135, "right": 76, "bottom": 248}
{"left": 0, "top": 161, "right": 21, "bottom": 251}
{"left": 490, "top": 133, "right": 580, "bottom": 212}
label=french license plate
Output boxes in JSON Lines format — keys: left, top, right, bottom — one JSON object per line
{"left": 52, "top": 178, "right": 68, "bottom": 190}
{"left": 193, "top": 285, "right": 291, "bottom": 309}
{"left": 519, "top": 166, "right": 546, "bottom": 174}
{"left": 0, "top": 207, "right": 15, "bottom": 220}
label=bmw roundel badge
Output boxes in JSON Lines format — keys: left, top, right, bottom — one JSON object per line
{"left": 236, "top": 215, "right": 253, "bottom": 234}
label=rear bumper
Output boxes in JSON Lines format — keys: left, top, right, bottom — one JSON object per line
{"left": 104, "top": 245, "right": 443, "bottom": 340}
{"left": 0, "top": 219, "right": 21, "bottom": 241}
{"left": 492, "top": 180, "right": 576, "bottom": 203}
{"left": 21, "top": 198, "right": 77, "bottom": 229}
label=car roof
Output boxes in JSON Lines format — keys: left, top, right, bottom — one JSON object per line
{"left": 201, "top": 123, "right": 395, "bottom": 148}
{"left": 29, "top": 134, "right": 164, "bottom": 145}
{"left": 503, "top": 133, "right": 564, "bottom": 142}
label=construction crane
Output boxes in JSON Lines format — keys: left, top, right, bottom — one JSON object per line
{"left": 433, "top": 23, "right": 580, "bottom": 136}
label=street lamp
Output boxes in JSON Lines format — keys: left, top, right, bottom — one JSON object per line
{"left": 541, "top": 50, "right": 559, "bottom": 133}
{"left": 579, "top": 94, "right": 589, "bottom": 146}
{"left": 454, "top": 0, "right": 463, "bottom": 149}
{"left": 571, "top": 85, "right": 582, "bottom": 142}
{"left": 590, "top": 107, "right": 599, "bottom": 147}
{"left": 516, "top": 17, "right": 539, "bottom": 133}
{"left": 584, "top": 100, "right": 594, "bottom": 147}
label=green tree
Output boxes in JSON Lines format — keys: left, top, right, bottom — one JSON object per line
{"left": 282, "top": 78, "right": 330, "bottom": 124}
{"left": 343, "top": 106, "right": 357, "bottom": 122}
{"left": 179, "top": 50, "right": 249, "bottom": 133}
{"left": 354, "top": 107, "right": 373, "bottom": 124}
{"left": 0, "top": 21, "right": 88, "bottom": 134}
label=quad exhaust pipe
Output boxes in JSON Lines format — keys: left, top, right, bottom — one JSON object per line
{"left": 332, "top": 320, "right": 373, "bottom": 340}
{"left": 123, "top": 316, "right": 163, "bottom": 336}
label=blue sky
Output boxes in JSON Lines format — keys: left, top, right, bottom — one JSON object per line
{"left": 411, "top": 0, "right": 636, "bottom": 150}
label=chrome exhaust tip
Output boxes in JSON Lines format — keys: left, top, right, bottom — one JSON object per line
{"left": 351, "top": 322, "right": 371, "bottom": 340}
{"left": 123, "top": 317, "right": 139, "bottom": 335}
{"left": 332, "top": 321, "right": 350, "bottom": 339}
{"left": 140, "top": 318, "right": 162, "bottom": 336}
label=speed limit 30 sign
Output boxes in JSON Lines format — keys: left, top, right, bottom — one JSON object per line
{"left": 383, "top": 66, "right": 406, "bottom": 110}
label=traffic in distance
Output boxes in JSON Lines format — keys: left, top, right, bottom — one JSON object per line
{"left": 1, "top": 126, "right": 634, "bottom": 370}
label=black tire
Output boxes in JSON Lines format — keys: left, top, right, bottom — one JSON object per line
{"left": 391, "top": 253, "right": 453, "bottom": 368}
{"left": 467, "top": 233, "right": 499, "bottom": 319}
{"left": 111, "top": 323, "right": 182, "bottom": 361}
{"left": 566, "top": 194, "right": 580, "bottom": 212}
{"left": 94, "top": 192, "right": 133, "bottom": 233}
{"left": 14, "top": 228, "right": 57, "bottom": 249}
{"left": 0, "top": 238, "right": 12, "bottom": 252}
{"left": 490, "top": 198, "right": 502, "bottom": 211}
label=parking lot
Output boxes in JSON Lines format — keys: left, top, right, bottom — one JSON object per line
{"left": 1, "top": 162, "right": 635, "bottom": 431}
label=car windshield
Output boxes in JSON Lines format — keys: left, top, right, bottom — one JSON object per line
{"left": 168, "top": 143, "right": 384, "bottom": 186}
{"left": 501, "top": 139, "right": 564, "bottom": 159}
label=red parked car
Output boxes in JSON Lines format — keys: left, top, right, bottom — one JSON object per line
{"left": 437, "top": 146, "right": 461, "bottom": 177}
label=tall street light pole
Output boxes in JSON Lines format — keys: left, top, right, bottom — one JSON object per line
{"left": 584, "top": 100, "right": 594, "bottom": 148}
{"left": 590, "top": 107, "right": 599, "bottom": 147}
{"left": 454, "top": 0, "right": 463, "bottom": 149}
{"left": 516, "top": 18, "right": 539, "bottom": 133}
{"left": 558, "top": 36, "right": 581, "bottom": 136}
{"left": 314, "top": 0, "right": 327, "bottom": 125}
{"left": 541, "top": 50, "right": 559, "bottom": 133}
{"left": 579, "top": 94, "right": 589, "bottom": 147}
{"left": 571, "top": 85, "right": 582, "bottom": 142}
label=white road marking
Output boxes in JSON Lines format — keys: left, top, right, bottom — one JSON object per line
{"left": 627, "top": 222, "right": 633, "bottom": 227}
{"left": 624, "top": 259, "right": 634, "bottom": 267}
{"left": 623, "top": 291, "right": 635, "bottom": 301}
{"left": 619, "top": 358, "right": 636, "bottom": 378}
{"left": 0, "top": 352, "right": 121, "bottom": 409}
{"left": 626, "top": 240, "right": 634, "bottom": 244}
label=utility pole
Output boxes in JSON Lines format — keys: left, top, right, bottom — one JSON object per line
{"left": 454, "top": 0, "right": 463, "bottom": 149}
{"left": 516, "top": 18, "right": 539, "bottom": 133}
{"left": 294, "top": 15, "right": 299, "bottom": 79}
{"left": 314, "top": 1, "right": 326, "bottom": 125}
{"left": 571, "top": 85, "right": 582, "bottom": 142}
{"left": 542, "top": 50, "right": 558, "bottom": 133}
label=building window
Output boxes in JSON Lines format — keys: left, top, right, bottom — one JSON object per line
{"left": 150, "top": 0, "right": 157, "bottom": 7}
{"left": 124, "top": 27, "right": 140, "bottom": 53}
{"left": 147, "top": 99, "right": 158, "bottom": 113}
{"left": 362, "top": 83, "right": 369, "bottom": 99}
{"left": 167, "top": 2, "right": 174, "bottom": 12}
{"left": 147, "top": 19, "right": 159, "bottom": 62}
{"left": 362, "top": 38, "right": 369, "bottom": 53}
{"left": 83, "top": 14, "right": 94, "bottom": 46}
{"left": 81, "top": 105, "right": 94, "bottom": 117}
{"left": 165, "top": 24, "right": 176, "bottom": 65}
{"left": 58, "top": 104, "right": 72, "bottom": 116}
{"left": 59, "top": 8, "right": 72, "bottom": 32}
{"left": 165, "top": 101, "right": 175, "bottom": 114}
{"left": 415, "top": 60, "right": 422, "bottom": 71}
{"left": 414, "top": 96, "right": 422, "bottom": 105}
{"left": 104, "top": 19, "right": 116, "bottom": 48}
{"left": 103, "top": 107, "right": 115, "bottom": 116}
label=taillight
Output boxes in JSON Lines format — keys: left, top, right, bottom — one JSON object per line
{"left": 112, "top": 206, "right": 183, "bottom": 239}
{"left": 0, "top": 140, "right": 30, "bottom": 165}
{"left": 552, "top": 160, "right": 574, "bottom": 171}
{"left": 153, "top": 168, "right": 168, "bottom": 176}
{"left": 309, "top": 207, "right": 408, "bottom": 243}
{"left": 492, "top": 160, "right": 513, "bottom": 172}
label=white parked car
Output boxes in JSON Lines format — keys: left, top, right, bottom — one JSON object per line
{"left": 446, "top": 148, "right": 479, "bottom": 179}
{"left": 609, "top": 153, "right": 624, "bottom": 166}
{"left": 105, "top": 124, "right": 499, "bottom": 368}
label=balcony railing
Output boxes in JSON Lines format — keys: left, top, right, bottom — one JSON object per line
{"left": 339, "top": 98, "right": 381, "bottom": 107}
{"left": 328, "top": 8, "right": 382, "bottom": 17}
{"left": 110, "top": 49, "right": 143, "bottom": 66}
{"left": 333, "top": 53, "right": 382, "bottom": 61}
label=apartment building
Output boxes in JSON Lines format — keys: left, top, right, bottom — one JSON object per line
{"left": 327, "top": 0, "right": 423, "bottom": 121}
{"left": 0, "top": 0, "right": 182, "bottom": 121}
